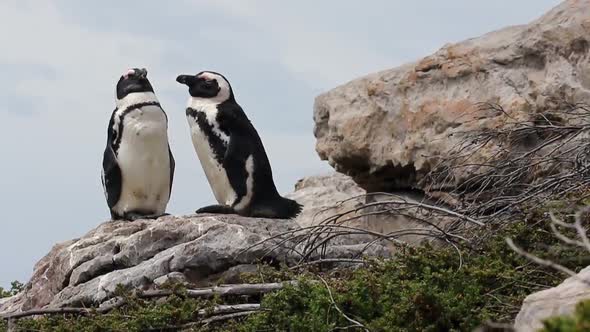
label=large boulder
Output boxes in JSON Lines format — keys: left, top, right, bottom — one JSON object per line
{"left": 314, "top": 0, "right": 590, "bottom": 193}
{"left": 0, "top": 214, "right": 388, "bottom": 314}
{"left": 286, "top": 173, "right": 461, "bottom": 248}
{"left": 514, "top": 266, "right": 590, "bottom": 331}
{"left": 286, "top": 172, "right": 365, "bottom": 227}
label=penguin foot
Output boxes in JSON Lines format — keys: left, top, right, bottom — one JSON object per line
{"left": 195, "top": 204, "right": 236, "bottom": 215}
{"left": 124, "top": 212, "right": 169, "bottom": 221}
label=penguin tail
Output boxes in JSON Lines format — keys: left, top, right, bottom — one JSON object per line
{"left": 277, "top": 196, "right": 303, "bottom": 219}
{"left": 252, "top": 196, "right": 303, "bottom": 219}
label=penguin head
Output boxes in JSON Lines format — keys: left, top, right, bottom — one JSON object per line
{"left": 116, "top": 68, "right": 154, "bottom": 100}
{"left": 176, "top": 71, "right": 234, "bottom": 103}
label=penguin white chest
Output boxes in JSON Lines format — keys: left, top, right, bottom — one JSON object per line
{"left": 186, "top": 105, "right": 237, "bottom": 206}
{"left": 114, "top": 105, "right": 171, "bottom": 215}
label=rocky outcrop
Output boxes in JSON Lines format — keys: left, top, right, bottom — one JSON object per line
{"left": 286, "top": 173, "right": 460, "bottom": 249}
{"left": 515, "top": 266, "right": 590, "bottom": 331}
{"left": 285, "top": 172, "right": 365, "bottom": 227}
{"left": 0, "top": 214, "right": 388, "bottom": 315}
{"left": 314, "top": 0, "right": 590, "bottom": 192}
{"left": 0, "top": 173, "right": 437, "bottom": 316}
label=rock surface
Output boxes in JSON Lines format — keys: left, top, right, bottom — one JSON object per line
{"left": 285, "top": 172, "right": 365, "bottom": 227}
{"left": 0, "top": 213, "right": 388, "bottom": 314}
{"left": 515, "top": 266, "right": 590, "bottom": 331}
{"left": 286, "top": 173, "right": 459, "bottom": 249}
{"left": 314, "top": 0, "right": 590, "bottom": 192}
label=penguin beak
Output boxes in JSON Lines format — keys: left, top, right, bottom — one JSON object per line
{"left": 176, "top": 74, "right": 197, "bottom": 86}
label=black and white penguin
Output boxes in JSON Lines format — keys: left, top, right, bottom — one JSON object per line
{"left": 101, "top": 68, "right": 175, "bottom": 221}
{"left": 176, "top": 71, "right": 302, "bottom": 219}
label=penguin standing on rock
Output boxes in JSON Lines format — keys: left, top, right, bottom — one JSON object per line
{"left": 176, "top": 71, "right": 302, "bottom": 219}
{"left": 101, "top": 68, "right": 175, "bottom": 221}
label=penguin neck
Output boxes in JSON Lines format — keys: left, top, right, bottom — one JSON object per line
{"left": 187, "top": 96, "right": 221, "bottom": 109}
{"left": 117, "top": 92, "right": 159, "bottom": 111}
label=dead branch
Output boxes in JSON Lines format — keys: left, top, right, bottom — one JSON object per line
{"left": 197, "top": 303, "right": 261, "bottom": 317}
{"left": 424, "top": 102, "right": 590, "bottom": 224}
{"left": 507, "top": 207, "right": 590, "bottom": 289}
{"left": 141, "top": 281, "right": 297, "bottom": 299}
{"left": 505, "top": 238, "right": 590, "bottom": 285}
{"left": 573, "top": 207, "right": 590, "bottom": 252}
{"left": 2, "top": 307, "right": 90, "bottom": 320}
{"left": 371, "top": 198, "right": 483, "bottom": 226}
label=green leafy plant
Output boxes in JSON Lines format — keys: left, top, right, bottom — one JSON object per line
{"left": 237, "top": 217, "right": 590, "bottom": 332}
{"left": 540, "top": 299, "right": 590, "bottom": 332}
{"left": 0, "top": 281, "right": 23, "bottom": 298}
{"left": 10, "top": 288, "right": 215, "bottom": 332}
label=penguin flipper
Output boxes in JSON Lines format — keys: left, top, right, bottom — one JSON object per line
{"left": 196, "top": 204, "right": 236, "bottom": 215}
{"left": 217, "top": 103, "right": 253, "bottom": 133}
{"left": 101, "top": 145, "right": 122, "bottom": 210}
{"left": 168, "top": 144, "right": 175, "bottom": 197}
{"left": 223, "top": 133, "right": 249, "bottom": 201}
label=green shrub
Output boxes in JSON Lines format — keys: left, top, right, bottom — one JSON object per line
{"left": 237, "top": 218, "right": 590, "bottom": 332}
{"left": 0, "top": 281, "right": 23, "bottom": 298}
{"left": 540, "top": 300, "right": 590, "bottom": 332}
{"left": 9, "top": 290, "right": 214, "bottom": 332}
{"left": 0, "top": 281, "right": 24, "bottom": 331}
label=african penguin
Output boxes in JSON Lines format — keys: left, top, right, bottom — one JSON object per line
{"left": 101, "top": 68, "right": 175, "bottom": 221}
{"left": 176, "top": 71, "right": 302, "bottom": 219}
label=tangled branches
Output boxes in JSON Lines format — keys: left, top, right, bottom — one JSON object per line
{"left": 424, "top": 102, "right": 590, "bottom": 222}
{"left": 241, "top": 192, "right": 484, "bottom": 265}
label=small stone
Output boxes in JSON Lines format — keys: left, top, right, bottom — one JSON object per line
{"left": 153, "top": 272, "right": 187, "bottom": 287}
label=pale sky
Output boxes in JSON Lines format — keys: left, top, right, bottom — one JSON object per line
{"left": 0, "top": 0, "right": 560, "bottom": 287}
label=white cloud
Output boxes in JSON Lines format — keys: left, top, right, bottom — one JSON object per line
{"left": 0, "top": 1, "right": 175, "bottom": 119}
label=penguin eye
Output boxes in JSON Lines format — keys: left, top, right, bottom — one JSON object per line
{"left": 202, "top": 80, "right": 216, "bottom": 89}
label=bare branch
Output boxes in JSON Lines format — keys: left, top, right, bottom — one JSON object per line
{"left": 573, "top": 207, "right": 590, "bottom": 252}
{"left": 141, "top": 281, "right": 297, "bottom": 299}
{"left": 197, "top": 303, "right": 261, "bottom": 317}
{"left": 505, "top": 238, "right": 590, "bottom": 285}
{"left": 367, "top": 197, "right": 483, "bottom": 226}
{"left": 1, "top": 308, "right": 90, "bottom": 320}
